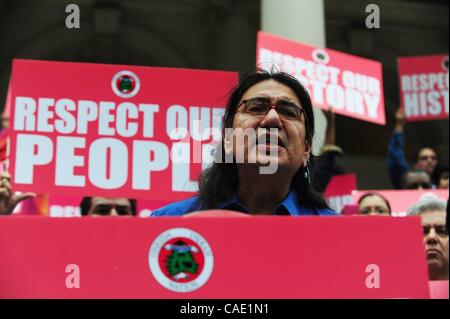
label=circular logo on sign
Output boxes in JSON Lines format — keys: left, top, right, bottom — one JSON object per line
{"left": 111, "top": 70, "right": 140, "bottom": 98}
{"left": 148, "top": 228, "right": 214, "bottom": 293}
{"left": 442, "top": 56, "right": 449, "bottom": 71}
{"left": 312, "top": 48, "right": 330, "bottom": 64}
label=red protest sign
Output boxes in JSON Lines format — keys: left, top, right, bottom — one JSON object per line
{"left": 0, "top": 83, "right": 11, "bottom": 163}
{"left": 257, "top": 31, "right": 385, "bottom": 125}
{"left": 9, "top": 59, "right": 238, "bottom": 201}
{"left": 48, "top": 195, "right": 81, "bottom": 217}
{"left": 324, "top": 174, "right": 357, "bottom": 213}
{"left": 352, "top": 189, "right": 449, "bottom": 217}
{"left": 0, "top": 216, "right": 430, "bottom": 298}
{"left": 398, "top": 55, "right": 449, "bottom": 122}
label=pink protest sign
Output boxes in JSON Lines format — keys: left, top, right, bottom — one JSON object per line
{"left": 257, "top": 31, "right": 385, "bottom": 125}
{"left": 0, "top": 215, "right": 430, "bottom": 298}
{"left": 48, "top": 195, "right": 169, "bottom": 217}
{"left": 398, "top": 55, "right": 449, "bottom": 122}
{"left": 324, "top": 174, "right": 357, "bottom": 213}
{"left": 9, "top": 59, "right": 237, "bottom": 202}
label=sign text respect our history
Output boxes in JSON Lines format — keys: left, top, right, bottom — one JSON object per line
{"left": 257, "top": 31, "right": 385, "bottom": 125}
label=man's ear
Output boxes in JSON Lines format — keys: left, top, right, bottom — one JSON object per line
{"left": 303, "top": 141, "right": 311, "bottom": 167}
{"left": 223, "top": 131, "right": 233, "bottom": 155}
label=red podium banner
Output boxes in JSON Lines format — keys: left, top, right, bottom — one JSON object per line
{"left": 0, "top": 215, "right": 430, "bottom": 298}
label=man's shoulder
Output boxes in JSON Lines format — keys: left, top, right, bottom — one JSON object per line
{"left": 316, "top": 208, "right": 339, "bottom": 216}
{"left": 150, "top": 196, "right": 200, "bottom": 216}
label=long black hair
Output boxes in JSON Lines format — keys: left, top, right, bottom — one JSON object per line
{"left": 195, "top": 69, "right": 330, "bottom": 211}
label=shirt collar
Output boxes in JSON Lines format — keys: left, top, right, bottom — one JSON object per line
{"left": 219, "top": 190, "right": 301, "bottom": 216}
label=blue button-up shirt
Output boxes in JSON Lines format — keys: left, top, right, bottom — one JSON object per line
{"left": 151, "top": 190, "right": 337, "bottom": 216}
{"left": 387, "top": 132, "right": 410, "bottom": 189}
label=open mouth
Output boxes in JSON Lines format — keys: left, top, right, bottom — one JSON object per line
{"left": 257, "top": 134, "right": 285, "bottom": 148}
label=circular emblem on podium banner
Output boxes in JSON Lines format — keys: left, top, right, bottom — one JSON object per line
{"left": 111, "top": 70, "right": 140, "bottom": 98}
{"left": 148, "top": 228, "right": 214, "bottom": 293}
{"left": 312, "top": 48, "right": 330, "bottom": 64}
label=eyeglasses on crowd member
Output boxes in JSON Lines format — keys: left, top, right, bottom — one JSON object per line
{"left": 401, "top": 169, "right": 433, "bottom": 190}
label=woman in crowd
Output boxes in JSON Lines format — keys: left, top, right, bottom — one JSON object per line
{"left": 358, "top": 192, "right": 392, "bottom": 216}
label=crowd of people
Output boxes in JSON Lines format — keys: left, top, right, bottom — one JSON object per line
{"left": 0, "top": 69, "right": 448, "bottom": 282}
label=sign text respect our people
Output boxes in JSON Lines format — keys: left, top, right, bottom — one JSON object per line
{"left": 9, "top": 59, "right": 238, "bottom": 201}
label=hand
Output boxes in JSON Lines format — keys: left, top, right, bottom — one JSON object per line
{"left": 0, "top": 172, "right": 36, "bottom": 215}
{"left": 324, "top": 108, "right": 336, "bottom": 127}
{"left": 394, "top": 108, "right": 406, "bottom": 132}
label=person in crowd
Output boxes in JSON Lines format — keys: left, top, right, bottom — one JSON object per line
{"left": 0, "top": 131, "right": 7, "bottom": 163}
{"left": 402, "top": 169, "right": 433, "bottom": 190}
{"left": 0, "top": 172, "right": 35, "bottom": 215}
{"left": 0, "top": 111, "right": 10, "bottom": 162}
{"left": 357, "top": 192, "right": 391, "bottom": 216}
{"left": 311, "top": 109, "right": 345, "bottom": 193}
{"left": 387, "top": 108, "right": 439, "bottom": 189}
{"left": 447, "top": 198, "right": 449, "bottom": 236}
{"left": 407, "top": 198, "right": 449, "bottom": 281}
{"left": 432, "top": 160, "right": 449, "bottom": 189}
{"left": 80, "top": 197, "right": 136, "bottom": 216}
{"left": 152, "top": 70, "right": 337, "bottom": 216}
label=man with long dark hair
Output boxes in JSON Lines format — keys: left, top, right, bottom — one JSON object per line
{"left": 152, "top": 70, "right": 336, "bottom": 216}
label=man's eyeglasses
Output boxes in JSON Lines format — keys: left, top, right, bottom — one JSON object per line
{"left": 238, "top": 97, "right": 305, "bottom": 120}
{"left": 423, "top": 225, "right": 449, "bottom": 238}
{"left": 418, "top": 155, "right": 437, "bottom": 161}
{"left": 405, "top": 182, "right": 432, "bottom": 189}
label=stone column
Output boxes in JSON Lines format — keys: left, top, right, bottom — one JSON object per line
{"left": 261, "top": 0, "right": 327, "bottom": 155}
